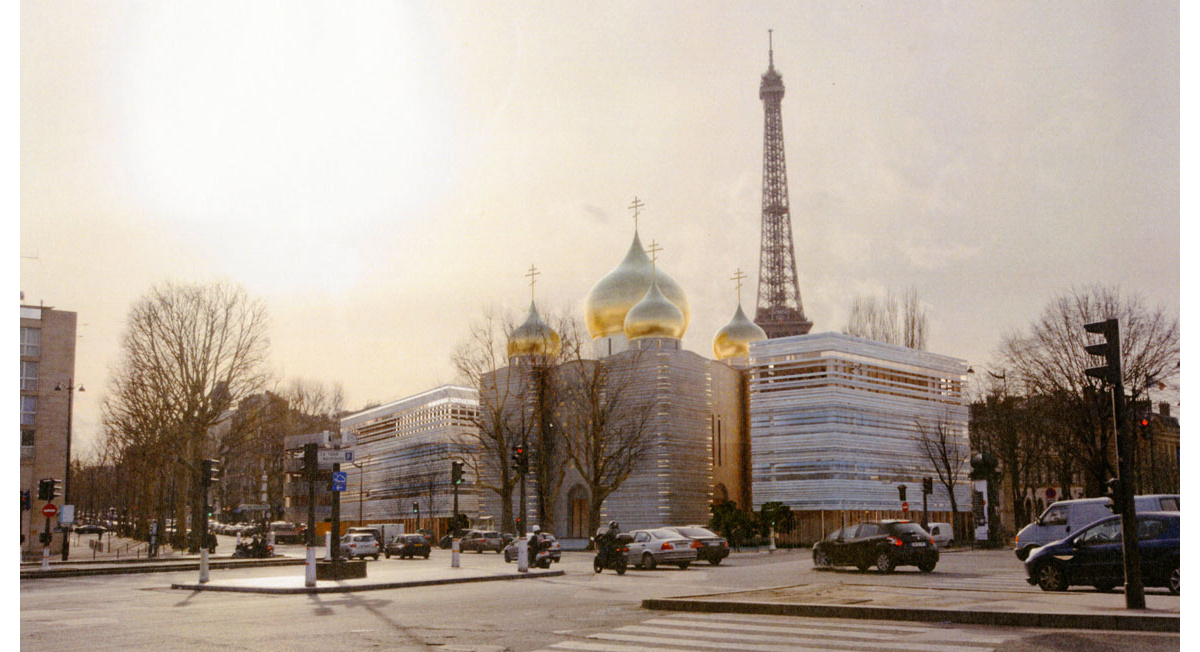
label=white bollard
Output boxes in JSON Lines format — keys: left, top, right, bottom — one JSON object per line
{"left": 305, "top": 546, "right": 316, "bottom": 587}
{"left": 451, "top": 537, "right": 460, "bottom": 568}
{"left": 268, "top": 531, "right": 276, "bottom": 549}
{"left": 324, "top": 531, "right": 331, "bottom": 561}
{"left": 769, "top": 526, "right": 777, "bottom": 553}
{"left": 41, "top": 546, "right": 50, "bottom": 571}
{"left": 199, "top": 548, "right": 210, "bottom": 583}
{"left": 517, "top": 537, "right": 528, "bottom": 573}
{"left": 236, "top": 531, "right": 242, "bottom": 548}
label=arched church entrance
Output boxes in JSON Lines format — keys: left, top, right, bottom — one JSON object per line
{"left": 568, "top": 485, "right": 589, "bottom": 539}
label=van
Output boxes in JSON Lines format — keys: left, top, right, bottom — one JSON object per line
{"left": 926, "top": 522, "right": 953, "bottom": 548}
{"left": 1014, "top": 494, "right": 1180, "bottom": 560}
{"left": 346, "top": 523, "right": 405, "bottom": 546}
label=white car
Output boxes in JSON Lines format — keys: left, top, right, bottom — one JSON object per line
{"left": 340, "top": 533, "right": 380, "bottom": 560}
{"left": 926, "top": 522, "right": 953, "bottom": 548}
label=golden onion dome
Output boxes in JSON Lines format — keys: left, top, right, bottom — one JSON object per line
{"left": 713, "top": 303, "right": 768, "bottom": 360}
{"left": 624, "top": 278, "right": 687, "bottom": 340}
{"left": 584, "top": 231, "right": 690, "bottom": 338}
{"left": 507, "top": 301, "right": 562, "bottom": 359}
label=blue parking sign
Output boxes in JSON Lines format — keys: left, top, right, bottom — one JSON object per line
{"left": 333, "top": 471, "right": 347, "bottom": 484}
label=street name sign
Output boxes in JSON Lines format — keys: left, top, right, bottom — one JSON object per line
{"left": 318, "top": 450, "right": 354, "bottom": 465}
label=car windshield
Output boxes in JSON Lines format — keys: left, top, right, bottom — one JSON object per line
{"left": 887, "top": 523, "right": 928, "bottom": 535}
{"left": 673, "top": 527, "right": 716, "bottom": 538}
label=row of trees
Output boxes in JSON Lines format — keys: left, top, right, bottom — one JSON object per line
{"left": 76, "top": 282, "right": 344, "bottom": 552}
{"left": 971, "top": 286, "right": 1179, "bottom": 533}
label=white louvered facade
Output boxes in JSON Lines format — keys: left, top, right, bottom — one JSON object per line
{"left": 340, "top": 385, "right": 480, "bottom": 524}
{"left": 749, "top": 333, "right": 970, "bottom": 513}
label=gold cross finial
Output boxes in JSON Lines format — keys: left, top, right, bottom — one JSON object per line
{"left": 628, "top": 196, "right": 645, "bottom": 233}
{"left": 731, "top": 268, "right": 748, "bottom": 304}
{"left": 646, "top": 240, "right": 662, "bottom": 281}
{"left": 525, "top": 264, "right": 540, "bottom": 301}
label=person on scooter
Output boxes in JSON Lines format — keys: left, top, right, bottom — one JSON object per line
{"left": 597, "top": 521, "right": 619, "bottom": 562}
{"left": 528, "top": 524, "right": 545, "bottom": 558}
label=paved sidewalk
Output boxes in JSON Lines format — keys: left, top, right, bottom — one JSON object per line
{"left": 643, "top": 579, "right": 1179, "bottom": 632}
{"left": 170, "top": 559, "right": 563, "bottom": 594}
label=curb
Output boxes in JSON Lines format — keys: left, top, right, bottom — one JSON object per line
{"left": 20, "top": 558, "right": 305, "bottom": 579}
{"left": 171, "top": 568, "right": 565, "bottom": 594}
{"left": 640, "top": 598, "right": 1179, "bottom": 633}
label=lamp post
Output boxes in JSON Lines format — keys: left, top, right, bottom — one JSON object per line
{"left": 54, "top": 379, "right": 83, "bottom": 561}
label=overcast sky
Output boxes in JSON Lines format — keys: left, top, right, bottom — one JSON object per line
{"left": 19, "top": 1, "right": 1180, "bottom": 456}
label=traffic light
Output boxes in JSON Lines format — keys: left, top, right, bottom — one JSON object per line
{"left": 512, "top": 446, "right": 529, "bottom": 475}
{"left": 923, "top": 477, "right": 934, "bottom": 495}
{"left": 21, "top": 490, "right": 30, "bottom": 511}
{"left": 205, "top": 504, "right": 214, "bottom": 518}
{"left": 451, "top": 460, "right": 464, "bottom": 485}
{"left": 37, "top": 479, "right": 52, "bottom": 501}
{"left": 1136, "top": 416, "right": 1152, "bottom": 439}
{"left": 412, "top": 501, "right": 419, "bottom": 514}
{"left": 200, "top": 459, "right": 221, "bottom": 488}
{"left": 897, "top": 485, "right": 907, "bottom": 502}
{"left": 51, "top": 479, "right": 63, "bottom": 500}
{"left": 1083, "top": 319, "right": 1122, "bottom": 385}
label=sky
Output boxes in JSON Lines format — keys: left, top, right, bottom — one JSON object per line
{"left": 18, "top": 1, "right": 1181, "bottom": 458}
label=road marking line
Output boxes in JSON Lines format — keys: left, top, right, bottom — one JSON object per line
{"left": 650, "top": 616, "right": 1009, "bottom": 644}
{"left": 545, "top": 641, "right": 694, "bottom": 652}
{"left": 663, "top": 612, "right": 934, "bottom": 631}
{"left": 615, "top": 625, "right": 996, "bottom": 651}
{"left": 642, "top": 618, "right": 934, "bottom": 640}
{"left": 592, "top": 631, "right": 874, "bottom": 652}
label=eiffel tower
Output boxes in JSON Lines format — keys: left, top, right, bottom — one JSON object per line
{"left": 754, "top": 30, "right": 813, "bottom": 338}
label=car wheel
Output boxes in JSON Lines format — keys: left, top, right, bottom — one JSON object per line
{"left": 855, "top": 561, "right": 870, "bottom": 572}
{"left": 1036, "top": 562, "right": 1069, "bottom": 592}
{"left": 709, "top": 557, "right": 722, "bottom": 566}
{"left": 875, "top": 551, "right": 895, "bottom": 574}
{"left": 505, "top": 554, "right": 512, "bottom": 563}
{"left": 385, "top": 552, "right": 391, "bottom": 559}
{"left": 642, "top": 552, "right": 657, "bottom": 571}
{"left": 918, "top": 561, "right": 936, "bottom": 573}
{"left": 946, "top": 540, "right": 955, "bottom": 548}
{"left": 372, "top": 554, "right": 379, "bottom": 561}
{"left": 1169, "top": 565, "right": 1180, "bottom": 595}
{"left": 423, "top": 552, "right": 429, "bottom": 559}
{"left": 813, "top": 548, "right": 830, "bottom": 568}
{"left": 677, "top": 562, "right": 690, "bottom": 570}
{"left": 1093, "top": 582, "right": 1118, "bottom": 593}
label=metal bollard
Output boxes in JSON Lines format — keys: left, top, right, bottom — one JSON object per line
{"left": 451, "top": 537, "right": 460, "bottom": 568}
{"left": 305, "top": 546, "right": 316, "bottom": 587}
{"left": 199, "top": 548, "right": 210, "bottom": 583}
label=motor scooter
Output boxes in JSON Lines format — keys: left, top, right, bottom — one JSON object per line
{"left": 232, "top": 535, "right": 273, "bottom": 558}
{"left": 592, "top": 531, "right": 629, "bottom": 575}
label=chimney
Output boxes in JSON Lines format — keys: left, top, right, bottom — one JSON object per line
{"left": 1158, "top": 402, "right": 1171, "bottom": 418}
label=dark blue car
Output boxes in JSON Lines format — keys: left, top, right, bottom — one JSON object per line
{"left": 1024, "top": 511, "right": 1179, "bottom": 594}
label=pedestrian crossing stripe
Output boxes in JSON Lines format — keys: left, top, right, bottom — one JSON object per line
{"left": 537, "top": 613, "right": 1008, "bottom": 652}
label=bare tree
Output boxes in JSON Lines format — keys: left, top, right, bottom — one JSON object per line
{"left": 102, "top": 281, "right": 270, "bottom": 551}
{"left": 843, "top": 286, "right": 927, "bottom": 350}
{"left": 915, "top": 411, "right": 970, "bottom": 540}
{"left": 999, "top": 285, "right": 1179, "bottom": 495}
{"left": 554, "top": 321, "right": 655, "bottom": 544}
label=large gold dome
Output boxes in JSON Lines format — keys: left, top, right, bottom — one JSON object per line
{"left": 713, "top": 303, "right": 767, "bottom": 360}
{"left": 624, "top": 279, "right": 687, "bottom": 340}
{"left": 507, "top": 301, "right": 562, "bottom": 359}
{"left": 584, "top": 231, "right": 690, "bottom": 338}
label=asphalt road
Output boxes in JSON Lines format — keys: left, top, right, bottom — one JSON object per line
{"left": 20, "top": 547, "right": 1181, "bottom": 651}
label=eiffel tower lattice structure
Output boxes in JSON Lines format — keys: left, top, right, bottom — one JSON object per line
{"left": 754, "top": 30, "right": 813, "bottom": 338}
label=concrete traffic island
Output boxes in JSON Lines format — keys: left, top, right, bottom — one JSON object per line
{"left": 171, "top": 563, "right": 563, "bottom": 595}
{"left": 642, "top": 582, "right": 1180, "bottom": 633}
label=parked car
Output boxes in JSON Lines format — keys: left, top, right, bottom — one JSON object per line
{"left": 1024, "top": 511, "right": 1179, "bottom": 594}
{"left": 385, "top": 534, "right": 431, "bottom": 559}
{"left": 812, "top": 520, "right": 938, "bottom": 573}
{"left": 75, "top": 524, "right": 107, "bottom": 535}
{"left": 626, "top": 528, "right": 698, "bottom": 570}
{"left": 926, "top": 522, "right": 953, "bottom": 548}
{"left": 340, "top": 533, "right": 381, "bottom": 560}
{"left": 1014, "top": 494, "right": 1179, "bottom": 560}
{"left": 503, "top": 533, "right": 562, "bottom": 564}
{"left": 663, "top": 526, "right": 729, "bottom": 566}
{"left": 459, "top": 530, "right": 506, "bottom": 553}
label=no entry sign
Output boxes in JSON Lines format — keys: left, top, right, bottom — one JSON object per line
{"left": 42, "top": 503, "right": 59, "bottom": 518}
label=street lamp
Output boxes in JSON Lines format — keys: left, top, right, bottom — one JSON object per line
{"left": 54, "top": 379, "right": 83, "bottom": 561}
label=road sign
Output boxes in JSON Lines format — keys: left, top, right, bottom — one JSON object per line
{"left": 317, "top": 450, "right": 354, "bottom": 465}
{"left": 60, "top": 504, "right": 75, "bottom": 525}
{"left": 42, "top": 503, "right": 59, "bottom": 518}
{"left": 331, "top": 482, "right": 347, "bottom": 492}
{"left": 901, "top": 501, "right": 910, "bottom": 513}
{"left": 333, "top": 471, "right": 347, "bottom": 484}
{"left": 1045, "top": 487, "right": 1057, "bottom": 500}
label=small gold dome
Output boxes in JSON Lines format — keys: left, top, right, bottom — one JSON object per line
{"left": 713, "top": 304, "right": 768, "bottom": 360}
{"left": 584, "top": 231, "right": 690, "bottom": 338}
{"left": 624, "top": 279, "right": 687, "bottom": 340}
{"left": 507, "top": 301, "right": 562, "bottom": 359}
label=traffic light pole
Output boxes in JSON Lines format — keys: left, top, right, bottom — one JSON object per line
{"left": 1085, "top": 318, "right": 1144, "bottom": 609}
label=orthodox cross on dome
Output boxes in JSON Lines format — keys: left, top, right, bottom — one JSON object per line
{"left": 646, "top": 240, "right": 663, "bottom": 281}
{"left": 628, "top": 196, "right": 645, "bottom": 232}
{"left": 731, "top": 268, "right": 748, "bottom": 304}
{"left": 525, "top": 264, "right": 540, "bottom": 301}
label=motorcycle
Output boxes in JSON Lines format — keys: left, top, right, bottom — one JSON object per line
{"left": 592, "top": 531, "right": 629, "bottom": 575}
{"left": 232, "top": 536, "right": 274, "bottom": 559}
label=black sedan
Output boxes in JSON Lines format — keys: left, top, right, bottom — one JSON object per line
{"left": 1025, "top": 511, "right": 1179, "bottom": 594}
{"left": 385, "top": 534, "right": 431, "bottom": 559}
{"left": 74, "top": 524, "right": 107, "bottom": 535}
{"left": 663, "top": 526, "right": 729, "bottom": 566}
{"left": 812, "top": 520, "right": 938, "bottom": 573}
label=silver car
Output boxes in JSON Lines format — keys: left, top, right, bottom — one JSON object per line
{"left": 626, "top": 528, "right": 698, "bottom": 570}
